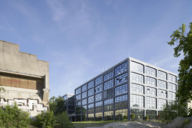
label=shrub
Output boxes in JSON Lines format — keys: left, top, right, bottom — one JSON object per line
{"left": 0, "top": 103, "right": 30, "bottom": 128}
{"left": 182, "top": 119, "right": 190, "bottom": 126}
{"left": 55, "top": 111, "right": 74, "bottom": 128}
{"left": 131, "top": 113, "right": 135, "bottom": 121}
{"left": 145, "top": 115, "right": 149, "bottom": 120}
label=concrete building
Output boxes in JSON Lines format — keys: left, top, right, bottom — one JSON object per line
{"left": 0, "top": 40, "right": 49, "bottom": 116}
{"left": 71, "top": 57, "right": 177, "bottom": 121}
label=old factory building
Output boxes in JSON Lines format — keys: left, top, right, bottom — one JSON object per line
{"left": 0, "top": 40, "right": 49, "bottom": 116}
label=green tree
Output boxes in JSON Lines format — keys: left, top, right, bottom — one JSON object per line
{"left": 49, "top": 96, "right": 65, "bottom": 115}
{"left": 131, "top": 113, "right": 135, "bottom": 121}
{"left": 0, "top": 84, "right": 5, "bottom": 99}
{"left": 167, "top": 22, "right": 192, "bottom": 104}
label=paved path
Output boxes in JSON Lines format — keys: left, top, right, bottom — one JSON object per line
{"left": 86, "top": 121, "right": 162, "bottom": 128}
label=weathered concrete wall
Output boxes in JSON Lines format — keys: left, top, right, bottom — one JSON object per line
{"left": 0, "top": 40, "right": 49, "bottom": 107}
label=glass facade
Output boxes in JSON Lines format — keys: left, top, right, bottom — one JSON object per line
{"left": 146, "top": 67, "right": 156, "bottom": 77}
{"left": 115, "top": 73, "right": 128, "bottom": 86}
{"left": 95, "top": 112, "right": 103, "bottom": 121}
{"left": 131, "top": 61, "right": 144, "bottom": 73}
{"left": 168, "top": 74, "right": 176, "bottom": 83}
{"left": 145, "top": 87, "right": 156, "bottom": 96}
{"left": 168, "top": 92, "right": 176, "bottom": 100}
{"left": 131, "top": 109, "right": 144, "bottom": 120}
{"left": 115, "top": 62, "right": 128, "bottom": 76}
{"left": 104, "top": 79, "right": 113, "bottom": 90}
{"left": 131, "top": 83, "right": 143, "bottom": 94}
{"left": 131, "top": 73, "right": 144, "bottom": 84}
{"left": 168, "top": 83, "right": 176, "bottom": 91}
{"left": 82, "top": 84, "right": 87, "bottom": 92}
{"left": 76, "top": 115, "right": 81, "bottom": 121}
{"left": 88, "top": 104, "right": 94, "bottom": 113}
{"left": 104, "top": 71, "right": 113, "bottom": 81}
{"left": 95, "top": 84, "right": 102, "bottom": 94}
{"left": 104, "top": 89, "right": 114, "bottom": 99}
{"left": 115, "top": 109, "right": 128, "bottom": 121}
{"left": 76, "top": 94, "right": 81, "bottom": 100}
{"left": 88, "top": 113, "right": 94, "bottom": 121}
{"left": 158, "top": 99, "right": 166, "bottom": 110}
{"left": 82, "top": 99, "right": 87, "bottom": 105}
{"left": 95, "top": 76, "right": 103, "bottom": 86}
{"left": 76, "top": 88, "right": 81, "bottom": 95}
{"left": 158, "top": 80, "right": 167, "bottom": 89}
{"left": 131, "top": 95, "right": 143, "bottom": 108}
{"left": 82, "top": 105, "right": 87, "bottom": 114}
{"left": 146, "top": 77, "right": 156, "bottom": 87}
{"left": 158, "top": 70, "right": 167, "bottom": 80}
{"left": 95, "top": 101, "right": 103, "bottom": 112}
{"left": 82, "top": 114, "right": 87, "bottom": 121}
{"left": 88, "top": 96, "right": 94, "bottom": 103}
{"left": 115, "top": 95, "right": 128, "bottom": 109}
{"left": 88, "top": 88, "right": 94, "bottom": 96}
{"left": 158, "top": 89, "right": 167, "bottom": 98}
{"left": 104, "top": 98, "right": 113, "bottom": 111}
{"left": 88, "top": 81, "right": 94, "bottom": 89}
{"left": 95, "top": 93, "right": 102, "bottom": 102}
{"left": 76, "top": 107, "right": 81, "bottom": 114}
{"left": 146, "top": 110, "right": 157, "bottom": 120}
{"left": 115, "top": 84, "right": 128, "bottom": 96}
{"left": 82, "top": 91, "right": 87, "bottom": 99}
{"left": 146, "top": 97, "right": 156, "bottom": 109}
{"left": 104, "top": 111, "right": 113, "bottom": 121}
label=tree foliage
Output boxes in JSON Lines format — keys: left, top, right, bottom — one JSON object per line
{"left": 159, "top": 101, "right": 186, "bottom": 124}
{"left": 0, "top": 84, "right": 6, "bottom": 99}
{"left": 0, "top": 103, "right": 30, "bottom": 128}
{"left": 49, "top": 96, "right": 65, "bottom": 115}
{"left": 167, "top": 22, "right": 192, "bottom": 104}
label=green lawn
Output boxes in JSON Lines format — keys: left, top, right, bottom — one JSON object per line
{"left": 72, "top": 120, "right": 128, "bottom": 128}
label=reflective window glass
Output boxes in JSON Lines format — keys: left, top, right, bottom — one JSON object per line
{"left": 158, "top": 89, "right": 167, "bottom": 98}
{"left": 104, "top": 79, "right": 113, "bottom": 90}
{"left": 88, "top": 96, "right": 94, "bottom": 103}
{"left": 168, "top": 92, "right": 176, "bottom": 100}
{"left": 131, "top": 83, "right": 143, "bottom": 94}
{"left": 95, "top": 101, "right": 103, "bottom": 112}
{"left": 82, "top": 99, "right": 87, "bottom": 105}
{"left": 82, "top": 105, "right": 87, "bottom": 114}
{"left": 158, "top": 71, "right": 167, "bottom": 80}
{"left": 88, "top": 104, "right": 94, "bottom": 113}
{"left": 95, "top": 93, "right": 102, "bottom": 102}
{"left": 88, "top": 88, "right": 94, "bottom": 96}
{"left": 115, "top": 62, "right": 128, "bottom": 76}
{"left": 82, "top": 92, "right": 87, "bottom": 99}
{"left": 76, "top": 88, "right": 81, "bottom": 95}
{"left": 104, "top": 71, "right": 113, "bottom": 81}
{"left": 168, "top": 83, "right": 176, "bottom": 91}
{"left": 146, "top": 97, "right": 156, "bottom": 109}
{"left": 168, "top": 74, "right": 176, "bottom": 83}
{"left": 158, "top": 99, "right": 166, "bottom": 110}
{"left": 115, "top": 84, "right": 128, "bottom": 96}
{"left": 88, "top": 81, "right": 94, "bottom": 89}
{"left": 115, "top": 95, "right": 128, "bottom": 109}
{"left": 146, "top": 87, "right": 156, "bottom": 96}
{"left": 104, "top": 98, "right": 113, "bottom": 111}
{"left": 158, "top": 80, "right": 167, "bottom": 89}
{"left": 131, "top": 95, "right": 143, "bottom": 108}
{"left": 95, "top": 84, "right": 102, "bottom": 94}
{"left": 146, "top": 77, "right": 156, "bottom": 87}
{"left": 82, "top": 84, "right": 87, "bottom": 92}
{"left": 131, "top": 61, "right": 144, "bottom": 73}
{"left": 104, "top": 89, "right": 114, "bottom": 99}
{"left": 146, "top": 67, "right": 156, "bottom": 77}
{"left": 95, "top": 76, "right": 103, "bottom": 86}
{"left": 131, "top": 73, "right": 144, "bottom": 84}
{"left": 115, "top": 73, "right": 128, "bottom": 86}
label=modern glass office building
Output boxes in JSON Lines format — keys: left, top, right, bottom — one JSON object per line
{"left": 70, "top": 57, "right": 177, "bottom": 121}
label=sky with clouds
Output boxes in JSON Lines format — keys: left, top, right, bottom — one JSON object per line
{"left": 0, "top": 0, "right": 192, "bottom": 98}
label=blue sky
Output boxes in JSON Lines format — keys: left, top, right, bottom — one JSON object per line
{"left": 0, "top": 0, "right": 192, "bottom": 98}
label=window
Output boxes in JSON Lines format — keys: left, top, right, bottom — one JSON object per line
{"left": 104, "top": 98, "right": 113, "bottom": 111}
{"left": 115, "top": 84, "right": 128, "bottom": 96}
{"left": 145, "top": 87, "right": 156, "bottom": 96}
{"left": 95, "top": 93, "right": 102, "bottom": 102}
{"left": 104, "top": 88, "right": 114, "bottom": 99}
{"left": 158, "top": 99, "right": 166, "bottom": 110}
{"left": 115, "top": 109, "right": 128, "bottom": 121}
{"left": 158, "top": 80, "right": 167, "bottom": 89}
{"left": 146, "top": 110, "right": 157, "bottom": 120}
{"left": 82, "top": 105, "right": 87, "bottom": 114}
{"left": 146, "top": 77, "right": 156, "bottom": 87}
{"left": 146, "top": 97, "right": 156, "bottom": 109}
{"left": 95, "top": 112, "right": 103, "bottom": 121}
{"left": 115, "top": 62, "right": 128, "bottom": 76}
{"left": 158, "top": 71, "right": 167, "bottom": 80}
{"left": 95, "top": 76, "right": 103, "bottom": 86}
{"left": 131, "top": 61, "right": 144, "bottom": 73}
{"left": 131, "top": 84, "right": 143, "bottom": 94}
{"left": 104, "top": 111, "right": 113, "bottom": 121}
{"left": 82, "top": 99, "right": 87, "bottom": 105}
{"left": 131, "top": 95, "right": 143, "bottom": 108}
{"left": 88, "top": 81, "right": 94, "bottom": 89}
{"left": 88, "top": 104, "right": 94, "bottom": 113}
{"left": 95, "top": 84, "right": 102, "bottom": 94}
{"left": 76, "top": 88, "right": 81, "bottom": 95}
{"left": 168, "top": 74, "right": 176, "bottom": 83}
{"left": 76, "top": 94, "right": 81, "bottom": 100}
{"left": 168, "top": 92, "right": 176, "bottom": 100}
{"left": 131, "top": 73, "right": 144, "bottom": 84}
{"left": 158, "top": 89, "right": 167, "bottom": 98}
{"left": 115, "top": 73, "right": 128, "bottom": 86}
{"left": 115, "top": 95, "right": 128, "bottom": 109}
{"left": 95, "top": 101, "right": 103, "bottom": 112}
{"left": 76, "top": 100, "right": 81, "bottom": 106}
{"left": 131, "top": 109, "right": 144, "bottom": 120}
{"left": 146, "top": 67, "right": 156, "bottom": 77}
{"left": 82, "top": 84, "right": 87, "bottom": 92}
{"left": 82, "top": 92, "right": 87, "bottom": 99}
{"left": 88, "top": 113, "right": 94, "bottom": 121}
{"left": 104, "top": 79, "right": 113, "bottom": 90}
{"left": 76, "top": 107, "right": 81, "bottom": 114}
{"left": 88, "top": 96, "right": 94, "bottom": 103}
{"left": 168, "top": 83, "right": 176, "bottom": 91}
{"left": 104, "top": 71, "right": 113, "bottom": 81}
{"left": 88, "top": 88, "right": 94, "bottom": 96}
{"left": 82, "top": 114, "right": 87, "bottom": 121}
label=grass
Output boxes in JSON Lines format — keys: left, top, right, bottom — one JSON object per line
{"left": 72, "top": 120, "right": 129, "bottom": 128}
